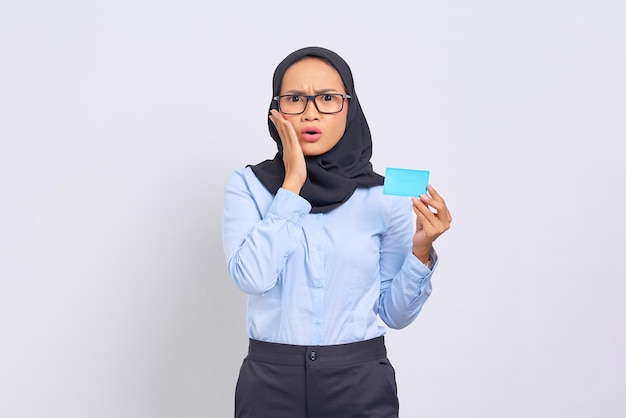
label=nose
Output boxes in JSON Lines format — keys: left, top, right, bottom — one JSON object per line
{"left": 302, "top": 97, "right": 319, "bottom": 121}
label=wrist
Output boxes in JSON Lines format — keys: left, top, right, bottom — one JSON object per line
{"left": 281, "top": 181, "right": 303, "bottom": 195}
{"left": 412, "top": 247, "right": 431, "bottom": 265}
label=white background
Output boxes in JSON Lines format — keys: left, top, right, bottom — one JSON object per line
{"left": 1, "top": 1, "right": 625, "bottom": 417}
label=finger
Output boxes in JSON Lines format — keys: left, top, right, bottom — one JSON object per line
{"left": 269, "top": 109, "right": 290, "bottom": 131}
{"left": 421, "top": 185, "right": 444, "bottom": 207}
{"left": 419, "top": 195, "right": 451, "bottom": 227}
{"left": 411, "top": 197, "right": 438, "bottom": 228}
{"left": 422, "top": 185, "right": 452, "bottom": 224}
{"left": 269, "top": 113, "right": 288, "bottom": 135}
{"left": 426, "top": 184, "right": 444, "bottom": 202}
{"left": 268, "top": 108, "right": 282, "bottom": 126}
{"left": 419, "top": 194, "right": 450, "bottom": 223}
{"left": 412, "top": 197, "right": 451, "bottom": 237}
{"left": 418, "top": 194, "right": 441, "bottom": 213}
{"left": 269, "top": 108, "right": 284, "bottom": 119}
{"left": 269, "top": 112, "right": 298, "bottom": 148}
{"left": 411, "top": 197, "right": 424, "bottom": 223}
{"left": 413, "top": 204, "right": 440, "bottom": 241}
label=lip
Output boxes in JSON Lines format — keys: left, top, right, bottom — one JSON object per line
{"left": 301, "top": 126, "right": 322, "bottom": 143}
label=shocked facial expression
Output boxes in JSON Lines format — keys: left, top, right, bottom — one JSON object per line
{"left": 278, "top": 57, "right": 349, "bottom": 156}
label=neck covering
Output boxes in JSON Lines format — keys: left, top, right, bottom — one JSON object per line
{"left": 250, "top": 46, "right": 384, "bottom": 213}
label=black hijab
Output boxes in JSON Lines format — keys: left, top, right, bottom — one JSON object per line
{"left": 250, "top": 46, "right": 384, "bottom": 213}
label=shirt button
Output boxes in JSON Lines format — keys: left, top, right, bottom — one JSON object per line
{"left": 308, "top": 351, "right": 317, "bottom": 361}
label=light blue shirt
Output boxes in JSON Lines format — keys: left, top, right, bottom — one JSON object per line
{"left": 222, "top": 167, "right": 437, "bottom": 346}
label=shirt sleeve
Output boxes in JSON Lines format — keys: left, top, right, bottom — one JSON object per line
{"left": 222, "top": 169, "right": 312, "bottom": 295}
{"left": 377, "top": 197, "right": 438, "bottom": 329}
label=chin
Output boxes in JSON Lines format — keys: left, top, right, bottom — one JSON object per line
{"left": 301, "top": 143, "right": 327, "bottom": 157}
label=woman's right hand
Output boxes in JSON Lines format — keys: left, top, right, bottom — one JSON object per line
{"left": 269, "top": 109, "right": 307, "bottom": 194}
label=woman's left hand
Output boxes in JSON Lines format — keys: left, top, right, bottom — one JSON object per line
{"left": 410, "top": 184, "right": 452, "bottom": 264}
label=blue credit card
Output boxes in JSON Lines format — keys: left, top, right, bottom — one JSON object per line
{"left": 383, "top": 168, "right": 430, "bottom": 197}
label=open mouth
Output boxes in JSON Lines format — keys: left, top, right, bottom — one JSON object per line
{"left": 301, "top": 126, "right": 322, "bottom": 142}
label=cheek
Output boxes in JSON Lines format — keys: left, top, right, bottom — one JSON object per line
{"left": 331, "top": 124, "right": 346, "bottom": 145}
{"left": 330, "top": 114, "right": 348, "bottom": 144}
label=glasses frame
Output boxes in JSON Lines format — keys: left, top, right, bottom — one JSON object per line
{"left": 272, "top": 94, "right": 352, "bottom": 115}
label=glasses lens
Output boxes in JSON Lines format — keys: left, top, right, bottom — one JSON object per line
{"left": 314, "top": 94, "right": 344, "bottom": 113}
{"left": 279, "top": 95, "right": 306, "bottom": 114}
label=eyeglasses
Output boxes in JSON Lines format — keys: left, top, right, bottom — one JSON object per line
{"left": 273, "top": 94, "right": 351, "bottom": 115}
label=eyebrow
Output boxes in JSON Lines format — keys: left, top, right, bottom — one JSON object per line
{"left": 282, "top": 88, "right": 342, "bottom": 95}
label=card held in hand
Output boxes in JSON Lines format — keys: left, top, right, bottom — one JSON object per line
{"left": 383, "top": 168, "right": 430, "bottom": 197}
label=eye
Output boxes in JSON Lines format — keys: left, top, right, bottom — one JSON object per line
{"left": 322, "top": 94, "right": 334, "bottom": 102}
{"left": 288, "top": 95, "right": 302, "bottom": 103}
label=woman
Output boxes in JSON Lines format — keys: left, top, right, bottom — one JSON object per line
{"left": 222, "top": 46, "right": 451, "bottom": 417}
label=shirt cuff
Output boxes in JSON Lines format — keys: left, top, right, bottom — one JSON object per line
{"left": 405, "top": 247, "right": 438, "bottom": 276}
{"left": 266, "top": 188, "right": 312, "bottom": 225}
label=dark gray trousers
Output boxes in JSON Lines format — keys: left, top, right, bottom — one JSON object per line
{"left": 235, "top": 336, "right": 399, "bottom": 418}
